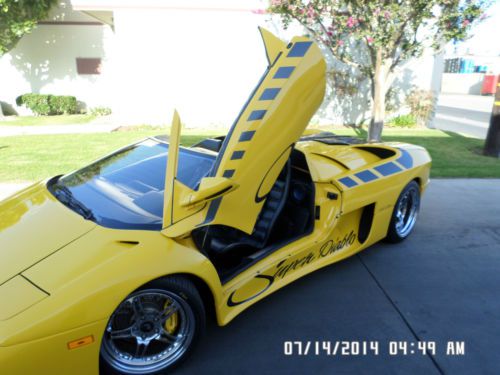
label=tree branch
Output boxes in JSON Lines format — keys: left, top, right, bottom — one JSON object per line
{"left": 288, "top": 11, "right": 368, "bottom": 72}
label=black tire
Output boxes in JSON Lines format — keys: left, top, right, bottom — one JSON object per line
{"left": 100, "top": 276, "right": 206, "bottom": 375}
{"left": 385, "top": 180, "right": 421, "bottom": 243}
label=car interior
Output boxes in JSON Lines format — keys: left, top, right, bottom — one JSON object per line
{"left": 191, "top": 145, "right": 316, "bottom": 283}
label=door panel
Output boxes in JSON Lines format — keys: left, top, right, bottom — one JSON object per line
{"left": 206, "top": 29, "right": 326, "bottom": 234}
{"left": 163, "top": 29, "right": 326, "bottom": 238}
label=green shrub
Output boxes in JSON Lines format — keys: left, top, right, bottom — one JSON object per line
{"left": 388, "top": 114, "right": 417, "bottom": 128}
{"left": 406, "top": 88, "right": 436, "bottom": 125}
{"left": 49, "top": 95, "right": 78, "bottom": 114}
{"left": 14, "top": 95, "right": 24, "bottom": 106}
{"left": 16, "top": 93, "right": 78, "bottom": 115}
{"left": 16, "top": 94, "right": 52, "bottom": 115}
{"left": 90, "top": 106, "right": 112, "bottom": 116}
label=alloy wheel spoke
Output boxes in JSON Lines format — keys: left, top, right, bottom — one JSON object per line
{"left": 134, "top": 342, "right": 149, "bottom": 358}
{"left": 110, "top": 326, "right": 134, "bottom": 340}
{"left": 400, "top": 199, "right": 408, "bottom": 210}
{"left": 396, "top": 211, "right": 404, "bottom": 224}
{"left": 131, "top": 297, "right": 145, "bottom": 316}
{"left": 157, "top": 328, "right": 177, "bottom": 344}
{"left": 158, "top": 303, "right": 178, "bottom": 322}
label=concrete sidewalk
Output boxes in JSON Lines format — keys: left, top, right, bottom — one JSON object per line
{"left": 0, "top": 114, "right": 149, "bottom": 137}
{"left": 0, "top": 123, "right": 120, "bottom": 137}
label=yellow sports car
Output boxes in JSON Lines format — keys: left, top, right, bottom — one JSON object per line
{"left": 0, "top": 29, "right": 431, "bottom": 374}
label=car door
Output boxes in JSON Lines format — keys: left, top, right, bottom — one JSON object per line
{"left": 162, "top": 28, "right": 326, "bottom": 238}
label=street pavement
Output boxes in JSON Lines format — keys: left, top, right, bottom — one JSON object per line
{"left": 173, "top": 179, "right": 500, "bottom": 375}
{"left": 434, "top": 94, "right": 494, "bottom": 139}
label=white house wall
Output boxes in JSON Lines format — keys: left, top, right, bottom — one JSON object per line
{"left": 108, "top": 8, "right": 268, "bottom": 127}
{"left": 107, "top": 7, "right": 441, "bottom": 127}
{"left": 0, "top": 0, "right": 114, "bottom": 114}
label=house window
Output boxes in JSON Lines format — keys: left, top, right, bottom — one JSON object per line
{"left": 76, "top": 58, "right": 102, "bottom": 75}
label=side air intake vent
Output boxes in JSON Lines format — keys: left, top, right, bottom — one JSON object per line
{"left": 354, "top": 146, "right": 396, "bottom": 160}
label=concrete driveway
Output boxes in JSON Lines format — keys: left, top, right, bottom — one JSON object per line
{"left": 175, "top": 179, "right": 500, "bottom": 375}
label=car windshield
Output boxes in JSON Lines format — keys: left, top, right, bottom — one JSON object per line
{"left": 51, "top": 138, "right": 216, "bottom": 230}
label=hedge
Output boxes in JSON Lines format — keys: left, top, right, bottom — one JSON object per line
{"left": 16, "top": 93, "right": 79, "bottom": 115}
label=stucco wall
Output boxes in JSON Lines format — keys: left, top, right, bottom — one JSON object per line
{"left": 0, "top": 0, "right": 113, "bottom": 114}
{"left": 106, "top": 8, "right": 442, "bottom": 127}
{"left": 107, "top": 8, "right": 268, "bottom": 127}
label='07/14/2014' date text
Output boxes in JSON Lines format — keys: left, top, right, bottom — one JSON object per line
{"left": 283, "top": 340, "right": 465, "bottom": 356}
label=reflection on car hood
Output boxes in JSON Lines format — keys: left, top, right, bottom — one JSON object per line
{"left": 0, "top": 182, "right": 95, "bottom": 285}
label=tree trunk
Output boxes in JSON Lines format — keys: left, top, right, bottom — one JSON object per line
{"left": 368, "top": 49, "right": 388, "bottom": 143}
{"left": 483, "top": 85, "right": 500, "bottom": 157}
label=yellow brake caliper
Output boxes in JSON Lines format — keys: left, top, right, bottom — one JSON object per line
{"left": 163, "top": 300, "right": 179, "bottom": 335}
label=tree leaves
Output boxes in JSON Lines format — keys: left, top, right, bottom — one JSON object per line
{"left": 268, "top": 0, "right": 489, "bottom": 141}
{"left": 268, "top": 0, "right": 489, "bottom": 76}
{"left": 0, "top": 0, "right": 57, "bottom": 55}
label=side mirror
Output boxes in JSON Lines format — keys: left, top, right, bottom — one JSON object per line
{"left": 180, "top": 177, "right": 238, "bottom": 207}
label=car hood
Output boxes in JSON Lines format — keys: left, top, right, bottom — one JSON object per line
{"left": 0, "top": 182, "right": 95, "bottom": 285}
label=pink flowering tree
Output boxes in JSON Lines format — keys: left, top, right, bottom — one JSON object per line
{"left": 268, "top": 0, "right": 489, "bottom": 141}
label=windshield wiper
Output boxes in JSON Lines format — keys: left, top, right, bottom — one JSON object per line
{"left": 53, "top": 185, "right": 95, "bottom": 221}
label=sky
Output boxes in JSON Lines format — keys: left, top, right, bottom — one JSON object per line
{"left": 448, "top": 0, "right": 500, "bottom": 56}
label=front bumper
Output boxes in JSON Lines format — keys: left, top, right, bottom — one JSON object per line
{"left": 0, "top": 318, "right": 107, "bottom": 375}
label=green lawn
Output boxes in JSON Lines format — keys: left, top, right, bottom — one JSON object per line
{"left": 0, "top": 131, "right": 215, "bottom": 182}
{"left": 0, "top": 114, "right": 96, "bottom": 126}
{"left": 0, "top": 128, "right": 499, "bottom": 183}
{"left": 334, "top": 128, "right": 500, "bottom": 178}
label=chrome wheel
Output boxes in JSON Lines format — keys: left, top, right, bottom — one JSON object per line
{"left": 101, "top": 289, "right": 195, "bottom": 374}
{"left": 394, "top": 185, "right": 420, "bottom": 238}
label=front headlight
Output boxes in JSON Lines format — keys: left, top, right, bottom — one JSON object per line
{"left": 0, "top": 276, "right": 48, "bottom": 321}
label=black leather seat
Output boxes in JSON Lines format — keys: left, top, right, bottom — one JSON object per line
{"left": 201, "top": 160, "right": 291, "bottom": 257}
